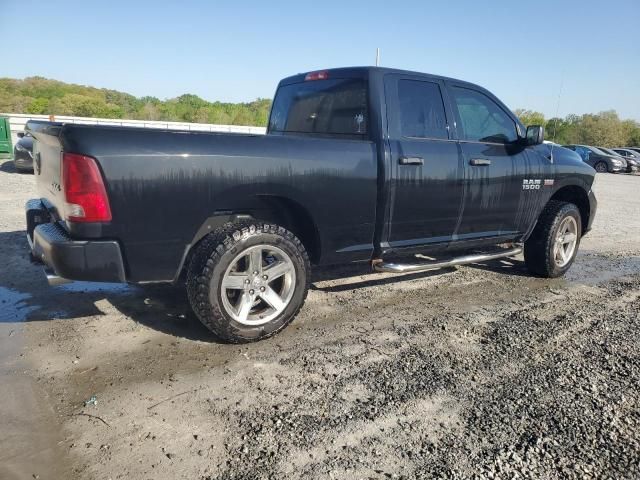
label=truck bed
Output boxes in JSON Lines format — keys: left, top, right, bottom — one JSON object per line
{"left": 27, "top": 121, "right": 378, "bottom": 282}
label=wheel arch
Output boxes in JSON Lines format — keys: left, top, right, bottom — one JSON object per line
{"left": 547, "top": 185, "right": 591, "bottom": 235}
{"left": 176, "top": 195, "right": 322, "bottom": 282}
{"left": 250, "top": 194, "right": 322, "bottom": 265}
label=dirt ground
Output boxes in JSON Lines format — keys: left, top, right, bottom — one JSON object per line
{"left": 1, "top": 160, "right": 639, "bottom": 480}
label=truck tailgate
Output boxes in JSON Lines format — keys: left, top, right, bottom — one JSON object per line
{"left": 26, "top": 121, "right": 66, "bottom": 219}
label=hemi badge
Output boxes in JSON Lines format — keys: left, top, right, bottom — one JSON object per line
{"left": 544, "top": 179, "right": 554, "bottom": 186}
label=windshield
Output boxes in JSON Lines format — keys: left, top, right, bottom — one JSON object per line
{"left": 594, "top": 147, "right": 614, "bottom": 155}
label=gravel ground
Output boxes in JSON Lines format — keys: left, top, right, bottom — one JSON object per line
{"left": 0, "top": 159, "right": 639, "bottom": 480}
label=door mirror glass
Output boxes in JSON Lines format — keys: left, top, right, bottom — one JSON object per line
{"left": 525, "top": 125, "right": 544, "bottom": 146}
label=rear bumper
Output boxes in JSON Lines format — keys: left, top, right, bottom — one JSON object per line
{"left": 26, "top": 199, "right": 126, "bottom": 283}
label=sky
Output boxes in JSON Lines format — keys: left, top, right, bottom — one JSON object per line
{"left": 2, "top": 0, "right": 639, "bottom": 120}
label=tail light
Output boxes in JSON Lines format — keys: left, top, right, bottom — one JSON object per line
{"left": 62, "top": 153, "right": 112, "bottom": 222}
{"left": 304, "top": 70, "right": 329, "bottom": 81}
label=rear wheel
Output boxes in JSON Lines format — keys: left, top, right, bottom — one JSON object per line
{"left": 594, "top": 161, "right": 608, "bottom": 173}
{"left": 186, "top": 221, "right": 310, "bottom": 343}
{"left": 524, "top": 201, "right": 581, "bottom": 278}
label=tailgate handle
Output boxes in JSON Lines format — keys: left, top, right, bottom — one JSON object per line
{"left": 399, "top": 156, "right": 424, "bottom": 165}
{"left": 470, "top": 158, "right": 491, "bottom": 166}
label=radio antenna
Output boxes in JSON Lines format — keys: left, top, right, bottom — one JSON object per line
{"left": 551, "top": 76, "right": 564, "bottom": 144}
{"left": 548, "top": 74, "right": 564, "bottom": 163}
{"left": 375, "top": 48, "right": 380, "bottom": 66}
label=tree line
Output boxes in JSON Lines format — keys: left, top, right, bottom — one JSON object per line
{"left": 1, "top": 76, "right": 638, "bottom": 147}
{"left": 0, "top": 77, "right": 271, "bottom": 126}
{"left": 515, "top": 109, "right": 640, "bottom": 148}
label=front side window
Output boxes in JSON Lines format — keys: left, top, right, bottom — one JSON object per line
{"left": 450, "top": 87, "right": 517, "bottom": 144}
{"left": 397, "top": 80, "right": 448, "bottom": 139}
{"left": 269, "top": 78, "right": 368, "bottom": 139}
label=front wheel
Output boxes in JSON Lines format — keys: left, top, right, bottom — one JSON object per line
{"left": 594, "top": 162, "right": 608, "bottom": 173}
{"left": 524, "top": 201, "right": 582, "bottom": 278}
{"left": 186, "top": 222, "right": 310, "bottom": 343}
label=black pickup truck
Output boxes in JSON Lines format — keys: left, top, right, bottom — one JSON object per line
{"left": 26, "top": 67, "right": 597, "bottom": 343}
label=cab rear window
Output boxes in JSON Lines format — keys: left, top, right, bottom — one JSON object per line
{"left": 269, "top": 78, "right": 368, "bottom": 139}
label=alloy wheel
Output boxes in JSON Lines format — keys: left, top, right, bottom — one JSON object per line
{"left": 220, "top": 245, "right": 296, "bottom": 326}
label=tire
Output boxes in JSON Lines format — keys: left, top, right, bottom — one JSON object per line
{"left": 524, "top": 201, "right": 582, "bottom": 278}
{"left": 594, "top": 162, "right": 608, "bottom": 173}
{"left": 186, "top": 221, "right": 310, "bottom": 343}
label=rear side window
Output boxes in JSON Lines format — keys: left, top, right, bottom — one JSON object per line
{"left": 269, "top": 78, "right": 368, "bottom": 139}
{"left": 450, "top": 87, "right": 517, "bottom": 144}
{"left": 398, "top": 80, "right": 448, "bottom": 139}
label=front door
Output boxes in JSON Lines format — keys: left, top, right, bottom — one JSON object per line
{"left": 447, "top": 84, "right": 543, "bottom": 239}
{"left": 385, "top": 75, "right": 464, "bottom": 248}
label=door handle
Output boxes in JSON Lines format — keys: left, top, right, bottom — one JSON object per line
{"left": 399, "top": 156, "right": 424, "bottom": 165}
{"left": 469, "top": 158, "right": 491, "bottom": 166}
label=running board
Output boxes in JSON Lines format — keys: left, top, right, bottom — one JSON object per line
{"left": 371, "top": 247, "right": 523, "bottom": 274}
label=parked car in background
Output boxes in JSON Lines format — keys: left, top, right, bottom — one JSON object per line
{"left": 563, "top": 144, "right": 626, "bottom": 173}
{"left": 614, "top": 148, "right": 640, "bottom": 173}
{"left": 543, "top": 141, "right": 578, "bottom": 163}
{"left": 624, "top": 147, "right": 640, "bottom": 155}
{"left": 13, "top": 132, "right": 34, "bottom": 172}
{"left": 599, "top": 147, "right": 638, "bottom": 173}
{"left": 612, "top": 148, "right": 640, "bottom": 159}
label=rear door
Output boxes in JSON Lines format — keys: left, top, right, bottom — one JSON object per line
{"left": 446, "top": 84, "right": 543, "bottom": 238}
{"left": 384, "top": 75, "right": 464, "bottom": 248}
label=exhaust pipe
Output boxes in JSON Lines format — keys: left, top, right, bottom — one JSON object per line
{"left": 372, "top": 247, "right": 523, "bottom": 274}
{"left": 44, "top": 268, "right": 72, "bottom": 286}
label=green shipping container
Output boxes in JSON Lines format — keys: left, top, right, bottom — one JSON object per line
{"left": 0, "top": 117, "right": 12, "bottom": 159}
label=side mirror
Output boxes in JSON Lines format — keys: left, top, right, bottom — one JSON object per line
{"left": 524, "top": 125, "right": 544, "bottom": 146}
{"left": 17, "top": 132, "right": 25, "bottom": 138}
